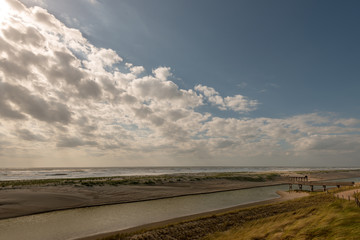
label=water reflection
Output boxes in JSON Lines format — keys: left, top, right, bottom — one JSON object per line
{"left": 0, "top": 184, "right": 288, "bottom": 240}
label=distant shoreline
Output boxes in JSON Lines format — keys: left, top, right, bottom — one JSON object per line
{"left": 0, "top": 169, "right": 359, "bottom": 240}
{"left": 1, "top": 166, "right": 359, "bottom": 181}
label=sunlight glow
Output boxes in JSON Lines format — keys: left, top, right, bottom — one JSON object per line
{"left": 0, "top": 0, "right": 11, "bottom": 23}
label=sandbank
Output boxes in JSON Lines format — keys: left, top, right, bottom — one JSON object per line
{"left": 0, "top": 169, "right": 359, "bottom": 220}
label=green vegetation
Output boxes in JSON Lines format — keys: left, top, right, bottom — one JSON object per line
{"left": 99, "top": 190, "right": 360, "bottom": 240}
{"left": 204, "top": 193, "right": 360, "bottom": 240}
{"left": 200, "top": 172, "right": 281, "bottom": 182}
{"left": 0, "top": 172, "right": 282, "bottom": 188}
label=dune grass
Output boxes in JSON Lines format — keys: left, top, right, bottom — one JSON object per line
{"left": 203, "top": 192, "right": 360, "bottom": 240}
{"left": 99, "top": 190, "right": 360, "bottom": 240}
{"left": 0, "top": 172, "right": 281, "bottom": 188}
{"left": 100, "top": 192, "right": 344, "bottom": 240}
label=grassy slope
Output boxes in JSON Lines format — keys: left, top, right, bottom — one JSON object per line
{"left": 101, "top": 193, "right": 352, "bottom": 240}
{"left": 204, "top": 193, "right": 360, "bottom": 240}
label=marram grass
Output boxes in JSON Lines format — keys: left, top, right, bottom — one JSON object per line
{"left": 101, "top": 192, "right": 344, "bottom": 240}
{"left": 203, "top": 193, "right": 360, "bottom": 240}
{"left": 101, "top": 191, "right": 360, "bottom": 240}
{"left": 0, "top": 172, "right": 281, "bottom": 188}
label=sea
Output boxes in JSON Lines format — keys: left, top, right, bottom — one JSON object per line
{"left": 0, "top": 166, "right": 359, "bottom": 181}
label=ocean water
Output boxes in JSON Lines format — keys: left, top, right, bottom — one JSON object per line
{"left": 0, "top": 166, "right": 358, "bottom": 181}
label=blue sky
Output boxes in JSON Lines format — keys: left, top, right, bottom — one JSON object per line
{"left": 0, "top": 0, "right": 359, "bottom": 167}
{"left": 34, "top": 0, "right": 360, "bottom": 119}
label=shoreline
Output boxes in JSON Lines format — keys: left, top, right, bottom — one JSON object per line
{"left": 2, "top": 167, "right": 359, "bottom": 182}
{"left": 76, "top": 190, "right": 309, "bottom": 240}
{"left": 0, "top": 182, "right": 285, "bottom": 221}
{"left": 0, "top": 169, "right": 359, "bottom": 220}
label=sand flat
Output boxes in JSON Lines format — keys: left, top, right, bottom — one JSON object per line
{"left": 0, "top": 169, "right": 359, "bottom": 220}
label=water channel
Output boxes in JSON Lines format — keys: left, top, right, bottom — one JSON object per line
{"left": 1, "top": 177, "right": 359, "bottom": 240}
{"left": 0, "top": 184, "right": 288, "bottom": 240}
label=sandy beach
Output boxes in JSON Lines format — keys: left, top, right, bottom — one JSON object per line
{"left": 1, "top": 169, "right": 359, "bottom": 220}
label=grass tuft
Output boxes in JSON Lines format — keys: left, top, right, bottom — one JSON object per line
{"left": 204, "top": 191, "right": 360, "bottom": 240}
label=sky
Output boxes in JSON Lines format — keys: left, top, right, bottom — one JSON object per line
{"left": 0, "top": 0, "right": 359, "bottom": 168}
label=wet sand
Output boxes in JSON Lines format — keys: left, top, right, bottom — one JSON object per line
{"left": 0, "top": 180, "right": 284, "bottom": 219}
{"left": 0, "top": 169, "right": 359, "bottom": 220}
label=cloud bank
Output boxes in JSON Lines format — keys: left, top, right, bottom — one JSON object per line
{"left": 0, "top": 0, "right": 359, "bottom": 167}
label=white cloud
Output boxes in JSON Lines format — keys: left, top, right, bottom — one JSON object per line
{"left": 335, "top": 118, "right": 360, "bottom": 127}
{"left": 85, "top": 48, "right": 122, "bottom": 72}
{"left": 224, "top": 95, "right": 258, "bottom": 112}
{"left": 0, "top": 0, "right": 359, "bottom": 167}
{"left": 294, "top": 135, "right": 360, "bottom": 153}
{"left": 194, "top": 84, "right": 218, "bottom": 98}
{"left": 194, "top": 84, "right": 258, "bottom": 113}
{"left": 129, "top": 66, "right": 145, "bottom": 75}
{"left": 152, "top": 66, "right": 172, "bottom": 81}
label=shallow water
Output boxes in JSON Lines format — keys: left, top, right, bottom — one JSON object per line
{"left": 0, "top": 184, "right": 288, "bottom": 240}
{"left": 1, "top": 176, "right": 359, "bottom": 240}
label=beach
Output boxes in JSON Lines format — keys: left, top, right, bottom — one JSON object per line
{"left": 1, "top": 169, "right": 359, "bottom": 220}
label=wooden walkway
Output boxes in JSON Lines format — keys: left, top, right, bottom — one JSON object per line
{"left": 287, "top": 176, "right": 354, "bottom": 191}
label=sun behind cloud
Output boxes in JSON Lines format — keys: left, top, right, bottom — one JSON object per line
{"left": 0, "top": 0, "right": 359, "bottom": 167}
{"left": 0, "top": 0, "right": 11, "bottom": 23}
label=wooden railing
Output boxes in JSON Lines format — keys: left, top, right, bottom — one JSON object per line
{"left": 333, "top": 189, "right": 360, "bottom": 208}
{"left": 355, "top": 195, "right": 360, "bottom": 207}
{"left": 288, "top": 181, "right": 354, "bottom": 192}
{"left": 355, "top": 190, "right": 360, "bottom": 208}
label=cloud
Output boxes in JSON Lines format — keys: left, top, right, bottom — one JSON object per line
{"left": 0, "top": 0, "right": 359, "bottom": 167}
{"left": 125, "top": 63, "right": 144, "bottom": 76}
{"left": 57, "top": 136, "right": 97, "bottom": 148}
{"left": 0, "top": 82, "right": 72, "bottom": 123}
{"left": 2, "top": 25, "right": 45, "bottom": 46}
{"left": 294, "top": 135, "right": 360, "bottom": 152}
{"left": 16, "top": 128, "right": 46, "bottom": 141}
{"left": 5, "top": 0, "right": 27, "bottom": 11}
{"left": 335, "top": 118, "right": 360, "bottom": 127}
{"left": 194, "top": 84, "right": 258, "bottom": 113}
{"left": 224, "top": 95, "right": 258, "bottom": 112}
{"left": 152, "top": 66, "right": 172, "bottom": 81}
{"left": 19, "top": 0, "right": 46, "bottom": 7}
